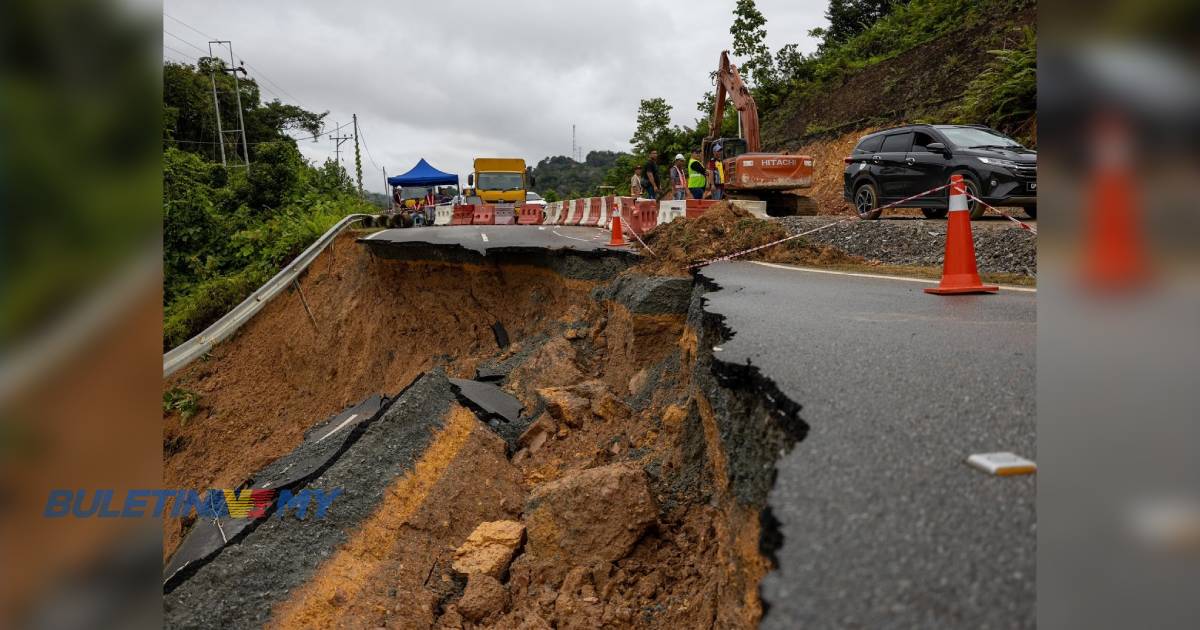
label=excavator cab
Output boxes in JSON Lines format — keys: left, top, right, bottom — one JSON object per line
{"left": 703, "top": 137, "right": 748, "bottom": 161}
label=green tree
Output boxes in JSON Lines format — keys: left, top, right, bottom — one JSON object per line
{"left": 822, "top": 1, "right": 910, "bottom": 48}
{"left": 630, "top": 98, "right": 673, "bottom": 155}
{"left": 730, "top": 0, "right": 774, "bottom": 87}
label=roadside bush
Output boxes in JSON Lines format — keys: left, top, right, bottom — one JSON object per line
{"left": 163, "top": 265, "right": 269, "bottom": 350}
{"left": 956, "top": 26, "right": 1037, "bottom": 142}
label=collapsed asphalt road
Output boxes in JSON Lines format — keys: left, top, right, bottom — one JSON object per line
{"left": 162, "top": 223, "right": 1036, "bottom": 628}
{"left": 698, "top": 261, "right": 1036, "bottom": 628}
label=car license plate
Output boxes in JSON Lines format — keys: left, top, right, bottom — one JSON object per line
{"left": 1028, "top": 182, "right": 1037, "bottom": 191}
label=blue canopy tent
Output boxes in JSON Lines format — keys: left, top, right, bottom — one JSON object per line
{"left": 387, "top": 158, "right": 458, "bottom": 188}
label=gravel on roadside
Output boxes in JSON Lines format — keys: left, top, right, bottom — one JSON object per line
{"left": 773, "top": 216, "right": 1037, "bottom": 277}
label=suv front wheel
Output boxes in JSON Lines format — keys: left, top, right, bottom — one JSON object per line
{"left": 853, "top": 181, "right": 882, "bottom": 220}
{"left": 950, "top": 171, "right": 987, "bottom": 220}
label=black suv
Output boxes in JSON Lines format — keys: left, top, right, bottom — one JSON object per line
{"left": 843, "top": 124, "right": 1037, "bottom": 220}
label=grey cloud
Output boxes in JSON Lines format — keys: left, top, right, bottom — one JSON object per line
{"left": 165, "top": 0, "right": 827, "bottom": 192}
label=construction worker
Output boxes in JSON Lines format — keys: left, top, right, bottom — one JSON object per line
{"left": 709, "top": 143, "right": 726, "bottom": 200}
{"left": 687, "top": 150, "right": 707, "bottom": 200}
{"left": 670, "top": 154, "right": 688, "bottom": 200}
{"left": 643, "top": 150, "right": 661, "bottom": 199}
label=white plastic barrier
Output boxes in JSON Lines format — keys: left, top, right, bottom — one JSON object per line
{"left": 433, "top": 203, "right": 454, "bottom": 226}
{"left": 657, "top": 200, "right": 686, "bottom": 225}
{"left": 597, "top": 197, "right": 610, "bottom": 229}
{"left": 547, "top": 201, "right": 562, "bottom": 224}
{"left": 728, "top": 199, "right": 768, "bottom": 220}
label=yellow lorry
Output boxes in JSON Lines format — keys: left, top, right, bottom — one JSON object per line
{"left": 465, "top": 158, "right": 530, "bottom": 205}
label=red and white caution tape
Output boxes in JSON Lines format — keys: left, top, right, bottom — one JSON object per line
{"left": 869, "top": 182, "right": 952, "bottom": 214}
{"left": 623, "top": 220, "right": 656, "bottom": 256}
{"left": 685, "top": 181, "right": 953, "bottom": 269}
{"left": 966, "top": 194, "right": 1038, "bottom": 235}
{"left": 686, "top": 217, "right": 854, "bottom": 269}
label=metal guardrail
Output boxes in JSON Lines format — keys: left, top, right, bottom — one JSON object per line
{"left": 162, "top": 214, "right": 373, "bottom": 377}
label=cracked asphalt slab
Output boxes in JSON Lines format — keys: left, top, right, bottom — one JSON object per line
{"left": 697, "top": 261, "right": 1035, "bottom": 629}
{"left": 164, "top": 372, "right": 455, "bottom": 629}
{"left": 361, "top": 225, "right": 619, "bottom": 254}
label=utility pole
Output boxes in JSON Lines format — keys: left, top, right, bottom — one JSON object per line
{"left": 329, "top": 121, "right": 352, "bottom": 167}
{"left": 353, "top": 114, "right": 364, "bottom": 198}
{"left": 207, "top": 40, "right": 250, "bottom": 170}
{"left": 383, "top": 166, "right": 391, "bottom": 210}
{"left": 571, "top": 124, "right": 576, "bottom": 162}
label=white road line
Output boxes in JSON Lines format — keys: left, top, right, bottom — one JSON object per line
{"left": 748, "top": 261, "right": 1038, "bottom": 293}
{"left": 315, "top": 413, "right": 359, "bottom": 444}
{"left": 481, "top": 232, "right": 489, "bottom": 242}
{"left": 552, "top": 230, "right": 592, "bottom": 243}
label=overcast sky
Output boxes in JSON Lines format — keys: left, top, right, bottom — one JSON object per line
{"left": 162, "top": 0, "right": 828, "bottom": 194}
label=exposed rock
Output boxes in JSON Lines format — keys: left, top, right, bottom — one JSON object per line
{"left": 524, "top": 463, "right": 657, "bottom": 565}
{"left": 591, "top": 392, "right": 630, "bottom": 423}
{"left": 457, "top": 574, "right": 509, "bottom": 622}
{"left": 452, "top": 520, "right": 526, "bottom": 579}
{"left": 539, "top": 388, "right": 591, "bottom": 428}
{"left": 661, "top": 404, "right": 687, "bottom": 431}
{"left": 628, "top": 368, "right": 650, "bottom": 395}
{"left": 518, "top": 414, "right": 557, "bottom": 453}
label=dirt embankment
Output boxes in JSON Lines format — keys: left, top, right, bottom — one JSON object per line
{"left": 760, "top": 2, "right": 1037, "bottom": 151}
{"left": 636, "top": 202, "right": 862, "bottom": 273}
{"left": 163, "top": 235, "right": 805, "bottom": 628}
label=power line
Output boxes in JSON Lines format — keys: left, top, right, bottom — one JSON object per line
{"left": 164, "top": 30, "right": 208, "bottom": 55}
{"left": 163, "top": 44, "right": 193, "bottom": 61}
{"left": 166, "top": 11, "right": 307, "bottom": 108}
{"left": 164, "top": 12, "right": 216, "bottom": 41}
{"left": 355, "top": 119, "right": 381, "bottom": 171}
{"left": 240, "top": 60, "right": 303, "bottom": 106}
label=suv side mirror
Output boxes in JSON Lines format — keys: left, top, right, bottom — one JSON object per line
{"left": 927, "top": 142, "right": 948, "bottom": 154}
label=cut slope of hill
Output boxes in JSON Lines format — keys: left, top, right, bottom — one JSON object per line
{"left": 761, "top": 0, "right": 1036, "bottom": 150}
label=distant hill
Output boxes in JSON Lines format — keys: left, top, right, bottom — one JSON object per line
{"left": 530, "top": 151, "right": 624, "bottom": 199}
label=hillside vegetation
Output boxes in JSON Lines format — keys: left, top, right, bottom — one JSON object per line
{"left": 761, "top": 0, "right": 1037, "bottom": 148}
{"left": 587, "top": 0, "right": 1037, "bottom": 195}
{"left": 162, "top": 60, "right": 375, "bottom": 350}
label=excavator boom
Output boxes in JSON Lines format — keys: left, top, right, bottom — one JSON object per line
{"left": 708, "top": 51, "right": 760, "bottom": 153}
{"left": 704, "top": 50, "right": 815, "bottom": 214}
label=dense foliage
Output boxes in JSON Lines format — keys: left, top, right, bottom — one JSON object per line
{"left": 530, "top": 151, "right": 625, "bottom": 199}
{"left": 162, "top": 61, "right": 374, "bottom": 350}
{"left": 592, "top": 0, "right": 1036, "bottom": 189}
{"left": 957, "top": 26, "right": 1037, "bottom": 137}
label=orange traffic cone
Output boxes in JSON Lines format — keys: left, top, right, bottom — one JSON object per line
{"left": 608, "top": 212, "right": 627, "bottom": 247}
{"left": 1081, "top": 113, "right": 1147, "bottom": 290}
{"left": 925, "top": 174, "right": 998, "bottom": 295}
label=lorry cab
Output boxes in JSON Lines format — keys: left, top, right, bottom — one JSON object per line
{"left": 467, "top": 158, "right": 529, "bottom": 204}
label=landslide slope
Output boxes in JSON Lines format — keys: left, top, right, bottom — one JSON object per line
{"left": 760, "top": 0, "right": 1037, "bottom": 151}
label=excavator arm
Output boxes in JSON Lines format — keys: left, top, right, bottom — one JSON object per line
{"left": 706, "top": 50, "right": 760, "bottom": 154}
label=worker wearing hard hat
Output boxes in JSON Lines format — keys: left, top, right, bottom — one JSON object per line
{"left": 709, "top": 143, "right": 726, "bottom": 200}
{"left": 687, "top": 150, "right": 707, "bottom": 200}
{"left": 670, "top": 154, "right": 688, "bottom": 200}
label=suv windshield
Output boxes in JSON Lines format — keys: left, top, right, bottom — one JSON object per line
{"left": 526, "top": 192, "right": 543, "bottom": 201}
{"left": 477, "top": 172, "right": 524, "bottom": 191}
{"left": 936, "top": 126, "right": 1022, "bottom": 150}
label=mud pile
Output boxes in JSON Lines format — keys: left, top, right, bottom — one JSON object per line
{"left": 163, "top": 234, "right": 806, "bottom": 628}
{"left": 639, "top": 202, "right": 861, "bottom": 274}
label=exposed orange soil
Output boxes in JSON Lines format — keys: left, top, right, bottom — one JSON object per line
{"left": 166, "top": 238, "right": 773, "bottom": 628}
{"left": 163, "top": 236, "right": 600, "bottom": 557}
{"left": 638, "top": 202, "right": 863, "bottom": 274}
